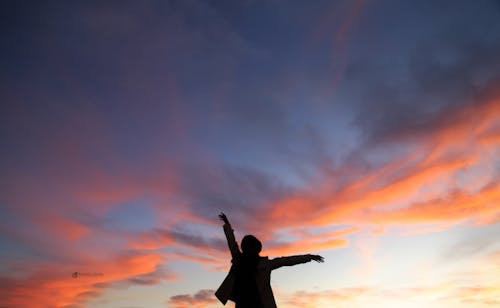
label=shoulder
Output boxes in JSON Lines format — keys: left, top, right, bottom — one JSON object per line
{"left": 257, "top": 256, "right": 270, "bottom": 265}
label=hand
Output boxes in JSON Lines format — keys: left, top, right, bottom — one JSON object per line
{"left": 310, "top": 254, "right": 324, "bottom": 263}
{"left": 219, "top": 212, "right": 230, "bottom": 225}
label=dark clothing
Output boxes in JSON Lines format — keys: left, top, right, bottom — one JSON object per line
{"left": 233, "top": 255, "right": 264, "bottom": 308}
{"left": 216, "top": 224, "right": 315, "bottom": 308}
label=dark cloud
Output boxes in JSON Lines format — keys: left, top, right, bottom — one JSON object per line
{"left": 0, "top": 0, "right": 255, "bottom": 167}
{"left": 126, "top": 266, "right": 175, "bottom": 285}
{"left": 345, "top": 10, "right": 500, "bottom": 146}
{"left": 178, "top": 163, "right": 289, "bottom": 219}
{"left": 168, "top": 229, "right": 227, "bottom": 252}
{"left": 168, "top": 289, "right": 217, "bottom": 308}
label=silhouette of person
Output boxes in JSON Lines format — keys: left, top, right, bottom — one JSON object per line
{"left": 215, "top": 213, "right": 324, "bottom": 308}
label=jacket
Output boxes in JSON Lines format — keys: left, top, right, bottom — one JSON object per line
{"left": 215, "top": 224, "right": 314, "bottom": 308}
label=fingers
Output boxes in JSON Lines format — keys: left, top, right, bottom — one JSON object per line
{"left": 219, "top": 212, "right": 229, "bottom": 224}
{"left": 311, "top": 255, "right": 324, "bottom": 263}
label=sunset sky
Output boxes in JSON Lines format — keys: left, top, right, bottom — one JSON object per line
{"left": 1, "top": 1, "right": 500, "bottom": 307}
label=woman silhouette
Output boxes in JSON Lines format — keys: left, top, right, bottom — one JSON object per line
{"left": 215, "top": 213, "right": 324, "bottom": 308}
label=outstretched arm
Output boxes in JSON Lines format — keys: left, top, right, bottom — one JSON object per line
{"left": 219, "top": 213, "right": 240, "bottom": 259}
{"left": 270, "top": 254, "right": 324, "bottom": 270}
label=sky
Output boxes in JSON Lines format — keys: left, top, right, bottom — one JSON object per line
{"left": 1, "top": 0, "right": 500, "bottom": 307}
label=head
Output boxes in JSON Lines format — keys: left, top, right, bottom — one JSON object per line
{"left": 241, "top": 235, "right": 262, "bottom": 256}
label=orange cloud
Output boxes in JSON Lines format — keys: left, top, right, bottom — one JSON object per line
{"left": 264, "top": 227, "right": 357, "bottom": 256}
{"left": 34, "top": 214, "right": 91, "bottom": 241}
{"left": 0, "top": 251, "right": 165, "bottom": 307}
{"left": 399, "top": 222, "right": 456, "bottom": 235}
{"left": 265, "top": 238, "right": 348, "bottom": 257}
{"left": 130, "top": 229, "right": 174, "bottom": 250}
{"left": 365, "top": 181, "right": 500, "bottom": 225}
{"left": 261, "top": 96, "right": 500, "bottom": 234}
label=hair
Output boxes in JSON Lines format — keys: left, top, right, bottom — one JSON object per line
{"left": 241, "top": 235, "right": 262, "bottom": 256}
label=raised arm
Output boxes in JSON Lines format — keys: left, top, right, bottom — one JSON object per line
{"left": 270, "top": 254, "right": 324, "bottom": 270}
{"left": 219, "top": 213, "right": 240, "bottom": 259}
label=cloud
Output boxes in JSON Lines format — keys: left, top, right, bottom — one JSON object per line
{"left": 310, "top": 0, "right": 368, "bottom": 92}
{"left": 344, "top": 6, "right": 500, "bottom": 145}
{"left": 168, "top": 229, "right": 228, "bottom": 254}
{"left": 282, "top": 284, "right": 500, "bottom": 308}
{"left": 263, "top": 226, "right": 357, "bottom": 256}
{"left": 255, "top": 88, "right": 500, "bottom": 231}
{"left": 130, "top": 229, "right": 175, "bottom": 250}
{"left": 0, "top": 250, "right": 164, "bottom": 307}
{"left": 126, "top": 266, "right": 178, "bottom": 285}
{"left": 364, "top": 181, "right": 500, "bottom": 225}
{"left": 176, "top": 163, "right": 289, "bottom": 221}
{"left": 266, "top": 237, "right": 348, "bottom": 257}
{"left": 283, "top": 287, "right": 370, "bottom": 308}
{"left": 440, "top": 235, "right": 499, "bottom": 264}
{"left": 168, "top": 289, "right": 217, "bottom": 308}
{"left": 1, "top": 82, "right": 498, "bottom": 307}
